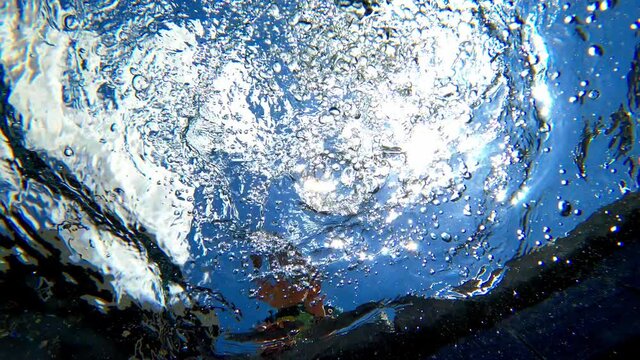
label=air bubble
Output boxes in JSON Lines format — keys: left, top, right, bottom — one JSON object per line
{"left": 587, "top": 45, "right": 604, "bottom": 56}
{"left": 132, "top": 74, "right": 150, "bottom": 92}
{"left": 64, "top": 147, "right": 74, "bottom": 156}
{"left": 328, "top": 107, "right": 341, "bottom": 116}
{"left": 599, "top": 1, "right": 609, "bottom": 11}
{"left": 558, "top": 200, "right": 572, "bottom": 217}
{"left": 64, "top": 14, "right": 79, "bottom": 31}
{"left": 587, "top": 90, "right": 600, "bottom": 99}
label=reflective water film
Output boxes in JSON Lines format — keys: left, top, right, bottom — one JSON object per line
{"left": 1, "top": 0, "right": 639, "bottom": 357}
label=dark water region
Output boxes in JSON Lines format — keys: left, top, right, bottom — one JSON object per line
{"left": 1, "top": 0, "right": 640, "bottom": 358}
{"left": 2, "top": 190, "right": 639, "bottom": 359}
{"left": 285, "top": 192, "right": 640, "bottom": 359}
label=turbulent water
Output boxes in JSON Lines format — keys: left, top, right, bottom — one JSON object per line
{"left": 1, "top": 0, "right": 639, "bottom": 356}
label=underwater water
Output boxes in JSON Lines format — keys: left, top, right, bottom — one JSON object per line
{"left": 0, "top": 0, "right": 639, "bottom": 357}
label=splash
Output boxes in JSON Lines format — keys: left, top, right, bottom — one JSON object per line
{"left": 0, "top": 0, "right": 560, "bottom": 337}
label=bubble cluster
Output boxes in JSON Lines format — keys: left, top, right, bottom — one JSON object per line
{"left": 0, "top": 0, "right": 561, "bottom": 334}
{"left": 151, "top": 0, "right": 536, "bottom": 326}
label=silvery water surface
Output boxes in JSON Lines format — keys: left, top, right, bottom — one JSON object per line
{"left": 1, "top": 0, "right": 639, "bottom": 355}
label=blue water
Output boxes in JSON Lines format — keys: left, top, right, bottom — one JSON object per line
{"left": 1, "top": 0, "right": 639, "bottom": 357}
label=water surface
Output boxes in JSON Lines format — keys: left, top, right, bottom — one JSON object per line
{"left": 1, "top": 0, "right": 639, "bottom": 357}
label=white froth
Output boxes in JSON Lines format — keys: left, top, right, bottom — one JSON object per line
{"left": 0, "top": 1, "right": 193, "bottom": 306}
